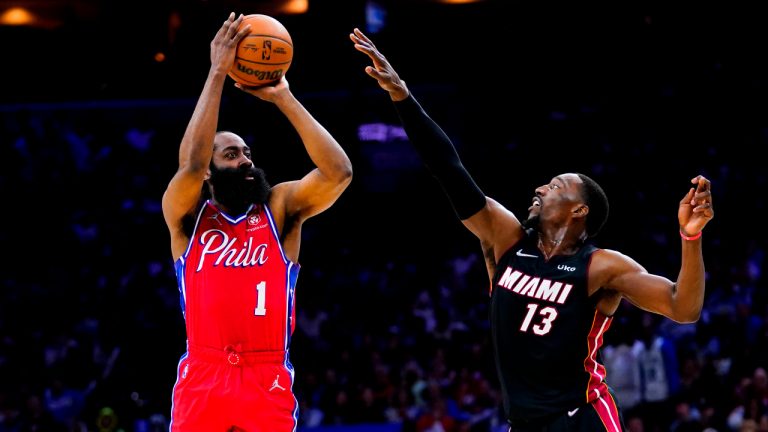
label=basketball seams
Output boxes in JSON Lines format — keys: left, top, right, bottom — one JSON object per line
{"left": 228, "top": 14, "right": 293, "bottom": 86}
{"left": 233, "top": 58, "right": 292, "bottom": 67}
{"left": 242, "top": 34, "right": 293, "bottom": 46}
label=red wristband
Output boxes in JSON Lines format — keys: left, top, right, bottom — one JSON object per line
{"left": 680, "top": 230, "right": 702, "bottom": 241}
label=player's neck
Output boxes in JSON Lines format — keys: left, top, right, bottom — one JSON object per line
{"left": 212, "top": 199, "right": 250, "bottom": 217}
{"left": 536, "top": 229, "right": 582, "bottom": 260}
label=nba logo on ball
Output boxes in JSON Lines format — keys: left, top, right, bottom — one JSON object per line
{"left": 229, "top": 14, "right": 294, "bottom": 87}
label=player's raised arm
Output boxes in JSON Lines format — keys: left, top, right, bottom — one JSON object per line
{"left": 162, "top": 13, "right": 249, "bottom": 260}
{"left": 350, "top": 28, "right": 523, "bottom": 260}
{"left": 594, "top": 175, "right": 714, "bottom": 323}
{"left": 235, "top": 77, "right": 353, "bottom": 223}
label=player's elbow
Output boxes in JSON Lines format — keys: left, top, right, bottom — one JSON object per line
{"left": 179, "top": 161, "right": 209, "bottom": 178}
{"left": 685, "top": 306, "right": 703, "bottom": 323}
{"left": 667, "top": 283, "right": 704, "bottom": 324}
{"left": 332, "top": 162, "right": 353, "bottom": 188}
{"left": 672, "top": 306, "right": 702, "bottom": 324}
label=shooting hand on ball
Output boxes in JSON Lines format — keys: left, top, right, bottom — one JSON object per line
{"left": 235, "top": 77, "right": 291, "bottom": 104}
{"left": 211, "top": 13, "right": 250, "bottom": 74}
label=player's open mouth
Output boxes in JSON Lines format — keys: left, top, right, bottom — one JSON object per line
{"left": 528, "top": 197, "right": 541, "bottom": 212}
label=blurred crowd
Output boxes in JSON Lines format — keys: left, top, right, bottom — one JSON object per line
{"left": 0, "top": 79, "right": 765, "bottom": 432}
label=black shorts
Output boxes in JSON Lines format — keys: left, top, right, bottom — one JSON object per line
{"left": 508, "top": 395, "right": 626, "bottom": 432}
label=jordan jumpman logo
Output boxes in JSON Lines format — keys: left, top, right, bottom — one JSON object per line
{"left": 269, "top": 374, "right": 286, "bottom": 392}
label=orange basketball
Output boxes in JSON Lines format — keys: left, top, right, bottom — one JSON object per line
{"left": 229, "top": 14, "right": 293, "bottom": 86}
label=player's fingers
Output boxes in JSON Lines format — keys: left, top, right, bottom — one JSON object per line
{"left": 693, "top": 190, "right": 711, "bottom": 203}
{"left": 680, "top": 187, "right": 694, "bottom": 205}
{"left": 694, "top": 177, "right": 712, "bottom": 206}
{"left": 698, "top": 180, "right": 710, "bottom": 194}
{"left": 366, "top": 67, "right": 391, "bottom": 84}
{"left": 234, "top": 24, "right": 251, "bottom": 42}
{"left": 353, "top": 28, "right": 374, "bottom": 46}
{"left": 693, "top": 203, "right": 713, "bottom": 215}
{"left": 354, "top": 45, "right": 382, "bottom": 68}
{"left": 215, "top": 12, "right": 235, "bottom": 37}
{"left": 350, "top": 30, "right": 373, "bottom": 47}
{"left": 352, "top": 39, "right": 376, "bottom": 56}
{"left": 224, "top": 12, "right": 236, "bottom": 29}
{"left": 368, "top": 50, "right": 390, "bottom": 68}
{"left": 227, "top": 14, "right": 244, "bottom": 38}
{"left": 365, "top": 66, "right": 382, "bottom": 78}
{"left": 692, "top": 175, "right": 710, "bottom": 190}
{"left": 354, "top": 43, "right": 390, "bottom": 71}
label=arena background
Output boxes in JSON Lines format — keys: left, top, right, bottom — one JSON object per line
{"left": 1, "top": 1, "right": 765, "bottom": 431}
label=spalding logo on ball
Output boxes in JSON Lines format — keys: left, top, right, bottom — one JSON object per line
{"left": 229, "top": 14, "right": 293, "bottom": 86}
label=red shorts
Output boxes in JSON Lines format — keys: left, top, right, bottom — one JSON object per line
{"left": 170, "top": 344, "right": 297, "bottom": 432}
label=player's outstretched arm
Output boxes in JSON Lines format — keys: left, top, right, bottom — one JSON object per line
{"left": 350, "top": 28, "right": 523, "bottom": 254}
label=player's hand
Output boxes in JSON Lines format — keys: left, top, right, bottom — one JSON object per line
{"left": 211, "top": 13, "right": 249, "bottom": 74}
{"left": 350, "top": 28, "right": 409, "bottom": 102}
{"left": 235, "top": 76, "right": 290, "bottom": 103}
{"left": 678, "top": 175, "right": 714, "bottom": 237}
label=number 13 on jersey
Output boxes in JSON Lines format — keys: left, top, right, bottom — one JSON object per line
{"left": 520, "top": 303, "right": 557, "bottom": 335}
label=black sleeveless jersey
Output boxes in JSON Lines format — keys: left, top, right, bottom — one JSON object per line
{"left": 490, "top": 229, "right": 614, "bottom": 422}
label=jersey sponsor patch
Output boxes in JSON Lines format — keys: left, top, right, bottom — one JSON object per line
{"left": 247, "top": 214, "right": 268, "bottom": 232}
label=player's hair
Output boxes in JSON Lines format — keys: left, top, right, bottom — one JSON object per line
{"left": 576, "top": 173, "right": 609, "bottom": 238}
{"left": 204, "top": 130, "right": 235, "bottom": 195}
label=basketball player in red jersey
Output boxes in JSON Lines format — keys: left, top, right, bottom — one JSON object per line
{"left": 351, "top": 28, "right": 714, "bottom": 432}
{"left": 161, "top": 13, "right": 352, "bottom": 431}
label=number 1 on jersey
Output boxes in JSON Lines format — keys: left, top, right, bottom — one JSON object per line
{"left": 255, "top": 281, "right": 267, "bottom": 316}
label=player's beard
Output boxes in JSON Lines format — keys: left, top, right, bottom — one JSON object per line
{"left": 521, "top": 214, "right": 541, "bottom": 232}
{"left": 208, "top": 164, "right": 271, "bottom": 213}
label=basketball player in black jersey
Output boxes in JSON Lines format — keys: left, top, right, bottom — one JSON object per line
{"left": 350, "top": 28, "right": 714, "bottom": 432}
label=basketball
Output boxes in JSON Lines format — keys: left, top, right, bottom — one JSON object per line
{"left": 229, "top": 14, "right": 293, "bottom": 87}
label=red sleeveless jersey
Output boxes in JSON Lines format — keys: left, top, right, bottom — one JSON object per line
{"left": 174, "top": 201, "right": 299, "bottom": 353}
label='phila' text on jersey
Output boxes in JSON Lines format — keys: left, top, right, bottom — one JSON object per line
{"left": 196, "top": 229, "right": 269, "bottom": 271}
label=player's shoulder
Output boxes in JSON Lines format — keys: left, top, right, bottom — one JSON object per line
{"left": 587, "top": 248, "right": 646, "bottom": 294}
{"left": 590, "top": 248, "right": 644, "bottom": 274}
{"left": 267, "top": 182, "right": 292, "bottom": 206}
{"left": 265, "top": 181, "right": 296, "bottom": 219}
